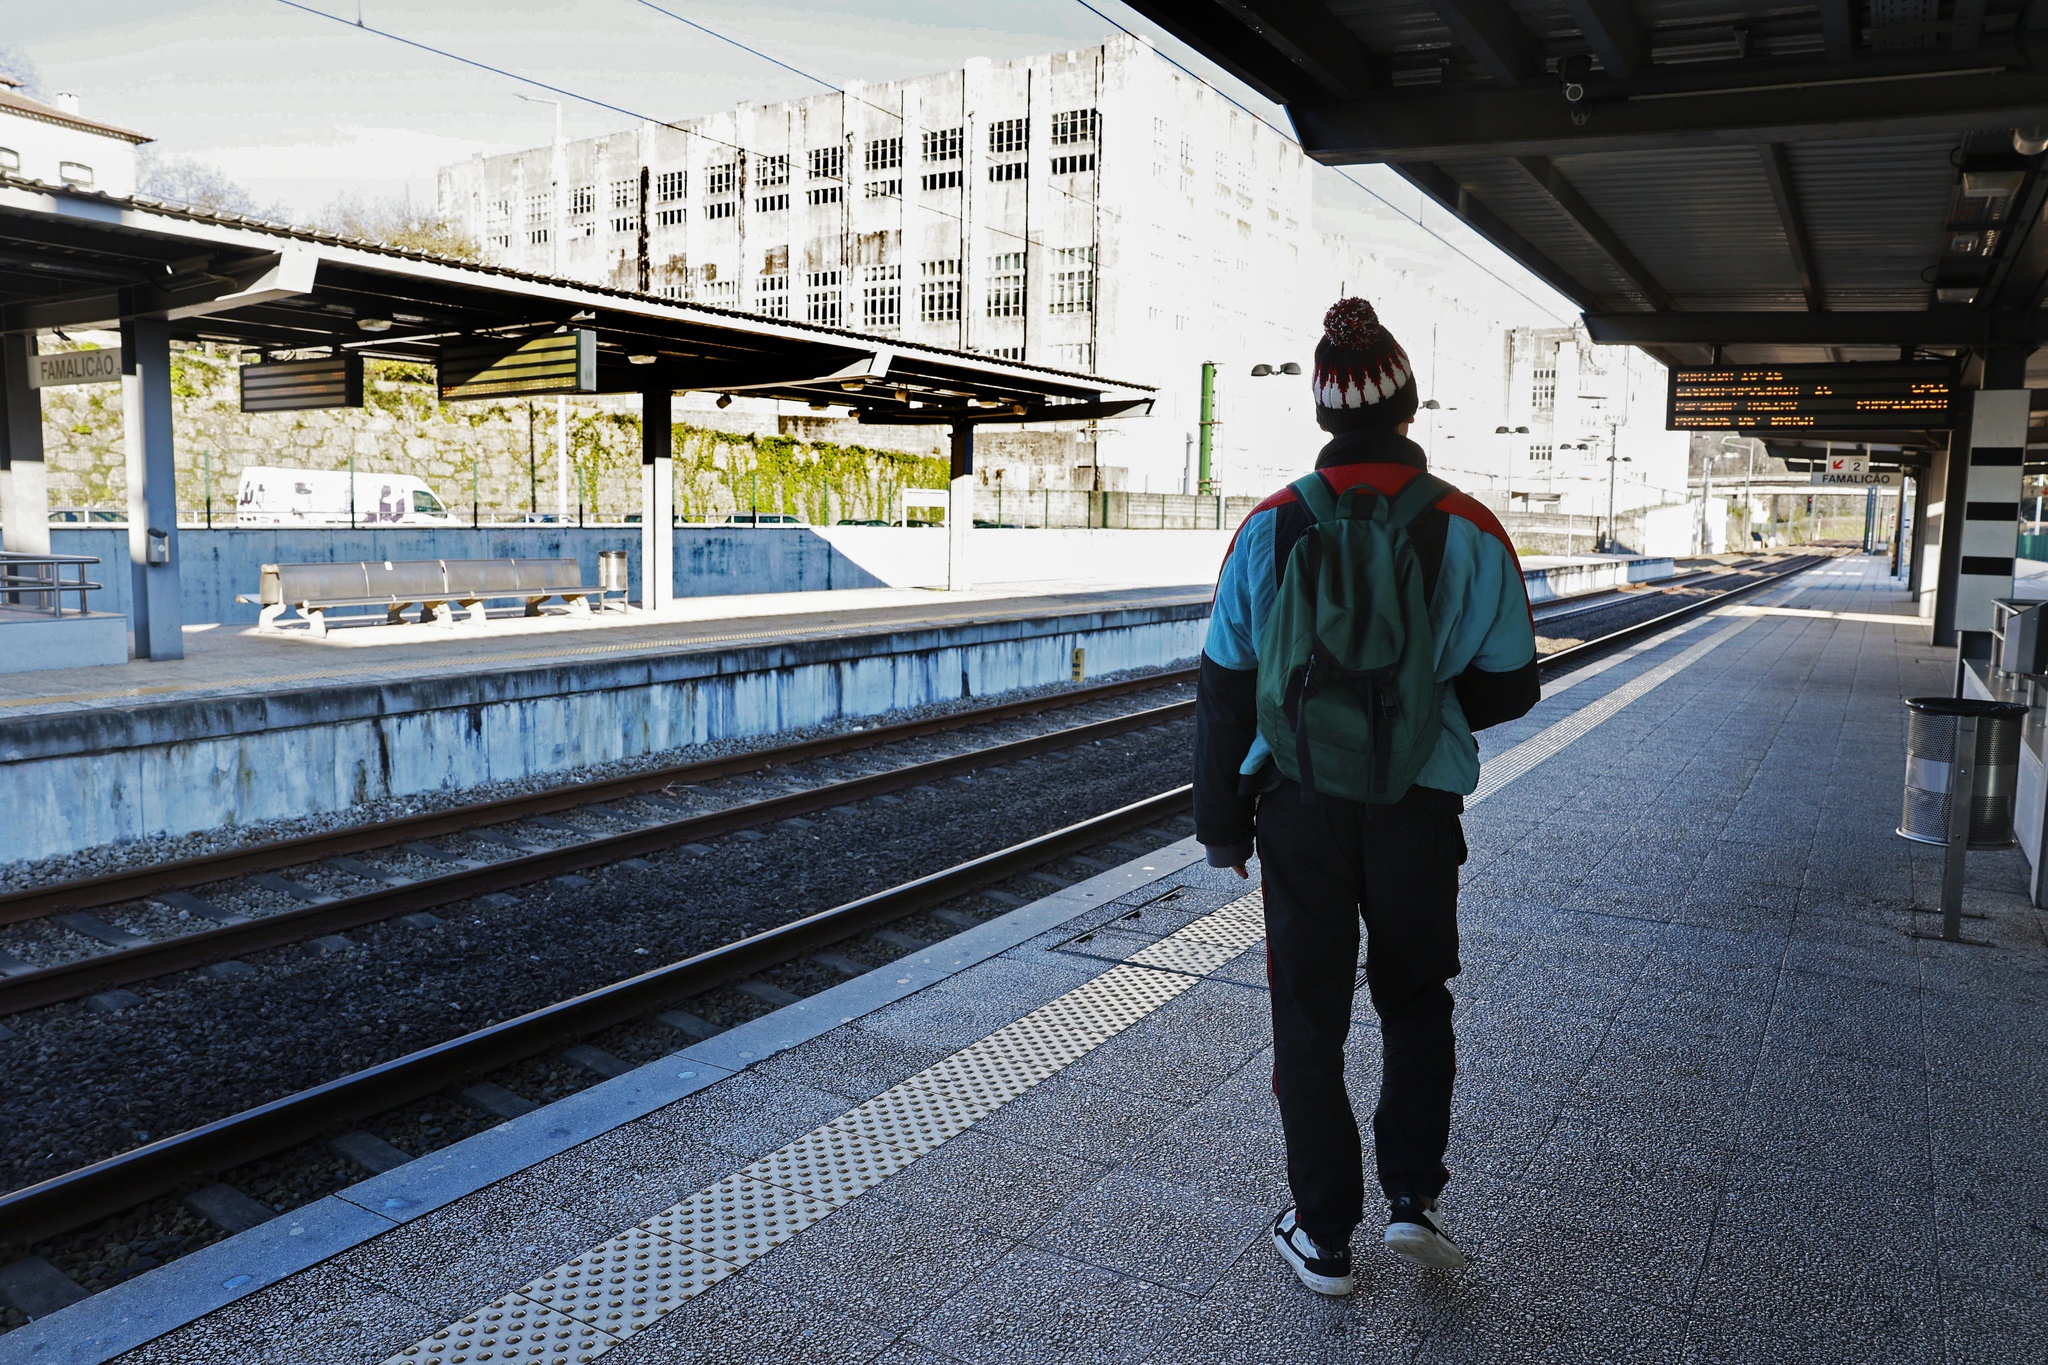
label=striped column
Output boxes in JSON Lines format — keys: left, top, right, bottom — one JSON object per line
{"left": 1954, "top": 388, "right": 2030, "bottom": 632}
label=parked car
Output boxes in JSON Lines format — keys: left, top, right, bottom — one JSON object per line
{"left": 720, "top": 513, "right": 807, "bottom": 527}
{"left": 236, "top": 466, "right": 452, "bottom": 527}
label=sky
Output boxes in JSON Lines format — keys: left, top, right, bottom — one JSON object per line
{"left": 5, "top": 0, "right": 1575, "bottom": 326}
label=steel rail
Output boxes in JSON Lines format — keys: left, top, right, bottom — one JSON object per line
{"left": 0, "top": 666, "right": 1200, "bottom": 927}
{"left": 0, "top": 700, "right": 1196, "bottom": 1016}
{"left": 1538, "top": 553, "right": 1831, "bottom": 670}
{"left": 0, "top": 788, "right": 1195, "bottom": 1246}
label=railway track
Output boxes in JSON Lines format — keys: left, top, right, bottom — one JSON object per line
{"left": 0, "top": 551, "right": 1830, "bottom": 1308}
{"left": 0, "top": 669, "right": 1198, "bottom": 1015}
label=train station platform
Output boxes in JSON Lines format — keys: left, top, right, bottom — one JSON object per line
{"left": 9, "top": 554, "right": 2042, "bottom": 1365}
{"left": 0, "top": 582, "right": 1209, "bottom": 865}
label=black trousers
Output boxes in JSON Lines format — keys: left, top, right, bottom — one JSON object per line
{"left": 1256, "top": 779, "right": 1464, "bottom": 1253}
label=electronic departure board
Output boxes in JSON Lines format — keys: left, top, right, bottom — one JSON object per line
{"left": 1667, "top": 362, "right": 1956, "bottom": 432}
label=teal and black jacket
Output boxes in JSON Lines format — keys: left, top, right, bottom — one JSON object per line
{"left": 1194, "top": 429, "right": 1540, "bottom": 868}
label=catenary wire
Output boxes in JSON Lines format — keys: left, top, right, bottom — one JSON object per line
{"left": 273, "top": 0, "right": 1081, "bottom": 262}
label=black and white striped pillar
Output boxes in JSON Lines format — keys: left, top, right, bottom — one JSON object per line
{"left": 1953, "top": 389, "right": 2029, "bottom": 633}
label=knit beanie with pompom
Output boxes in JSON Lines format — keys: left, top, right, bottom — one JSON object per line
{"left": 1312, "top": 297, "right": 1418, "bottom": 432}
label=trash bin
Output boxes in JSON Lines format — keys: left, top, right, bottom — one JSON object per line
{"left": 598, "top": 550, "right": 629, "bottom": 600}
{"left": 1899, "top": 696, "right": 2027, "bottom": 848}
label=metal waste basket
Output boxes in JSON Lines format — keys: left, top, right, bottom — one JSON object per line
{"left": 1899, "top": 697, "right": 2026, "bottom": 848}
{"left": 597, "top": 550, "right": 629, "bottom": 607}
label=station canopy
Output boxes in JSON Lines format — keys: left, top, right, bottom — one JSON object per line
{"left": 0, "top": 176, "right": 1151, "bottom": 426}
{"left": 1125, "top": 0, "right": 2048, "bottom": 467}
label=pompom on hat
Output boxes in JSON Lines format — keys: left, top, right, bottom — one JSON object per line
{"left": 1312, "top": 297, "right": 1418, "bottom": 432}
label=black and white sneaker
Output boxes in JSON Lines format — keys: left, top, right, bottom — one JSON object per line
{"left": 1272, "top": 1207, "right": 1355, "bottom": 1296}
{"left": 1384, "top": 1195, "right": 1466, "bottom": 1270}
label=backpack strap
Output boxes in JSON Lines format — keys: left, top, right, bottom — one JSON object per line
{"left": 1290, "top": 472, "right": 1339, "bottom": 524}
{"left": 1385, "top": 472, "right": 1452, "bottom": 530}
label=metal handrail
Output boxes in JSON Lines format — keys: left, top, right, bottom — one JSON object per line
{"left": 0, "top": 550, "right": 104, "bottom": 617}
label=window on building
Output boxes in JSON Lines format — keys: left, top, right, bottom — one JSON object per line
{"left": 656, "top": 170, "right": 686, "bottom": 201}
{"left": 865, "top": 137, "right": 902, "bottom": 172}
{"left": 706, "top": 163, "right": 736, "bottom": 196}
{"left": 862, "top": 264, "right": 901, "bottom": 329}
{"left": 806, "top": 270, "right": 842, "bottom": 326}
{"left": 1532, "top": 366, "right": 1556, "bottom": 412}
{"left": 702, "top": 279, "right": 737, "bottom": 306}
{"left": 1052, "top": 342, "right": 1095, "bottom": 371}
{"left": 1050, "top": 109, "right": 1098, "bottom": 145}
{"left": 658, "top": 283, "right": 686, "bottom": 300}
{"left": 1048, "top": 247, "right": 1094, "bottom": 315}
{"left": 1530, "top": 444, "right": 1554, "bottom": 463}
{"left": 612, "top": 214, "right": 637, "bottom": 234}
{"left": 58, "top": 161, "right": 92, "bottom": 187}
{"left": 570, "top": 185, "right": 595, "bottom": 217}
{"left": 754, "top": 193, "right": 789, "bottom": 213}
{"left": 809, "top": 146, "right": 845, "bottom": 180}
{"left": 1050, "top": 153, "right": 1094, "bottom": 176}
{"left": 705, "top": 200, "right": 736, "bottom": 220}
{"left": 757, "top": 154, "right": 790, "bottom": 187}
{"left": 918, "top": 259, "right": 960, "bottom": 323}
{"left": 656, "top": 206, "right": 685, "bottom": 227}
{"left": 920, "top": 169, "right": 962, "bottom": 191}
{"left": 988, "top": 161, "right": 1026, "bottom": 183}
{"left": 528, "top": 227, "right": 550, "bottom": 245}
{"left": 758, "top": 272, "right": 789, "bottom": 318}
{"left": 984, "top": 345, "right": 1025, "bottom": 361}
{"left": 986, "top": 252, "right": 1026, "bottom": 318}
{"left": 988, "top": 118, "right": 1028, "bottom": 155}
{"left": 0, "top": 147, "right": 19, "bottom": 173}
{"left": 922, "top": 127, "right": 963, "bottom": 163}
{"left": 806, "top": 185, "right": 843, "bottom": 205}
{"left": 865, "top": 178, "right": 901, "bottom": 198}
{"left": 611, "top": 179, "right": 636, "bottom": 209}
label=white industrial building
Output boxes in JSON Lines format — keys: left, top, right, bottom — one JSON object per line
{"left": 1502, "top": 327, "right": 1690, "bottom": 531}
{"left": 438, "top": 36, "right": 1337, "bottom": 493}
{"left": 0, "top": 78, "right": 147, "bottom": 198}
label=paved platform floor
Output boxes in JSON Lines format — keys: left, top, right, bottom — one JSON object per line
{"left": 0, "top": 582, "right": 1206, "bottom": 719}
{"left": 22, "top": 555, "right": 2045, "bottom": 1364}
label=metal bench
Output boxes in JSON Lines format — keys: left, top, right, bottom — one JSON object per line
{"left": 239, "top": 558, "right": 610, "bottom": 636}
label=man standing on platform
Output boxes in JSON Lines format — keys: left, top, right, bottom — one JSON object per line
{"left": 1193, "top": 298, "right": 1539, "bottom": 1297}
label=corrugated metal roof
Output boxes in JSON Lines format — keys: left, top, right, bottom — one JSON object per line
{"left": 1436, "top": 157, "right": 1652, "bottom": 308}
{"left": 1788, "top": 135, "right": 1957, "bottom": 310}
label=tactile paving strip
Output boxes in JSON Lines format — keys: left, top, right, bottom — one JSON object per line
{"left": 517, "top": 1228, "right": 737, "bottom": 1340}
{"left": 382, "top": 892, "right": 1260, "bottom": 1364}
{"left": 380, "top": 1294, "right": 618, "bottom": 1364}
{"left": 631, "top": 1174, "right": 832, "bottom": 1264}
{"left": 1124, "top": 937, "right": 1243, "bottom": 975}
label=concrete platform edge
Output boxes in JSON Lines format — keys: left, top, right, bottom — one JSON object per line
{"left": 0, "top": 836, "right": 1205, "bottom": 1365}
{"left": 0, "top": 1197, "right": 394, "bottom": 1365}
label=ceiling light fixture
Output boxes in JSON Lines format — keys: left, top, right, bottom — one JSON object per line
{"left": 627, "top": 353, "right": 657, "bottom": 365}
{"left": 355, "top": 318, "right": 392, "bottom": 333}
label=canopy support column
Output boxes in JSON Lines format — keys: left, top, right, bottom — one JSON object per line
{"left": 0, "top": 334, "right": 50, "bottom": 555}
{"left": 948, "top": 423, "right": 973, "bottom": 592}
{"left": 123, "top": 318, "right": 182, "bottom": 660}
{"left": 640, "top": 389, "right": 674, "bottom": 611}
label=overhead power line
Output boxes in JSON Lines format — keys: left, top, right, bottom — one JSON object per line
{"left": 272, "top": 0, "right": 1075, "bottom": 260}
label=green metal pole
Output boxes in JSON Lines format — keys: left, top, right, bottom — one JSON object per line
{"left": 1197, "top": 361, "right": 1217, "bottom": 496}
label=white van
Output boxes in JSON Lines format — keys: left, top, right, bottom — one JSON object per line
{"left": 236, "top": 467, "right": 453, "bottom": 527}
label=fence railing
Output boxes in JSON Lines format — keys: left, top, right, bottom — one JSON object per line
{"left": 0, "top": 551, "right": 103, "bottom": 617}
{"left": 973, "top": 489, "right": 1260, "bottom": 530}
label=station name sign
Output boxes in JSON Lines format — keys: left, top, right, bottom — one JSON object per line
{"left": 240, "top": 354, "right": 365, "bottom": 413}
{"left": 29, "top": 347, "right": 121, "bottom": 388}
{"left": 1668, "top": 362, "right": 1955, "bottom": 433}
{"left": 438, "top": 331, "right": 597, "bottom": 402}
{"left": 1810, "top": 455, "right": 1899, "bottom": 488}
